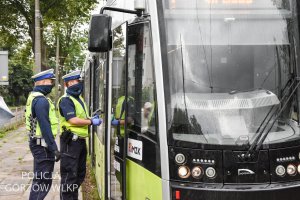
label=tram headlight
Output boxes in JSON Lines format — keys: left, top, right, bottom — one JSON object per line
{"left": 275, "top": 165, "right": 286, "bottom": 177}
{"left": 298, "top": 164, "right": 300, "bottom": 174}
{"left": 178, "top": 166, "right": 190, "bottom": 178}
{"left": 175, "top": 153, "right": 186, "bottom": 165}
{"left": 192, "top": 166, "right": 203, "bottom": 179}
{"left": 205, "top": 167, "right": 216, "bottom": 179}
{"left": 287, "top": 164, "right": 297, "bottom": 176}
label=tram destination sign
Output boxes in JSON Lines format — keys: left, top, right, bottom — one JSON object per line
{"left": 0, "top": 51, "right": 8, "bottom": 85}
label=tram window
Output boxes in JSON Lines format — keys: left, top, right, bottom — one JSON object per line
{"left": 93, "top": 66, "right": 99, "bottom": 110}
{"left": 99, "top": 59, "right": 106, "bottom": 114}
{"left": 112, "top": 24, "right": 127, "bottom": 122}
{"left": 83, "top": 62, "right": 91, "bottom": 106}
{"left": 91, "top": 55, "right": 107, "bottom": 140}
{"left": 162, "top": 0, "right": 300, "bottom": 146}
{"left": 127, "top": 22, "right": 159, "bottom": 141}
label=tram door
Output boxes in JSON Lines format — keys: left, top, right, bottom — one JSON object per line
{"left": 108, "top": 22, "right": 127, "bottom": 200}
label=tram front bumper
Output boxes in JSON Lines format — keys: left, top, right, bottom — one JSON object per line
{"left": 171, "top": 181, "right": 300, "bottom": 200}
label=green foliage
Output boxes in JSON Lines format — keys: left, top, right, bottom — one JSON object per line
{"left": 0, "top": 40, "right": 34, "bottom": 106}
{"left": 82, "top": 157, "right": 100, "bottom": 200}
{"left": 43, "top": 0, "right": 97, "bottom": 73}
{"left": 7, "top": 64, "right": 33, "bottom": 105}
{"left": 0, "top": 0, "right": 98, "bottom": 104}
{"left": 113, "top": 26, "right": 125, "bottom": 57}
{"left": 142, "top": 86, "right": 152, "bottom": 103}
{"left": 0, "top": 1, "right": 26, "bottom": 50}
{"left": 0, "top": 65, "right": 33, "bottom": 106}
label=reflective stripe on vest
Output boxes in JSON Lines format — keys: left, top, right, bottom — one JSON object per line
{"left": 25, "top": 92, "right": 58, "bottom": 137}
{"left": 58, "top": 94, "right": 89, "bottom": 138}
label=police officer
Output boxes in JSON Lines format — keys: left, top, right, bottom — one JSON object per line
{"left": 25, "top": 69, "right": 60, "bottom": 200}
{"left": 111, "top": 96, "right": 126, "bottom": 136}
{"left": 111, "top": 95, "right": 135, "bottom": 192}
{"left": 58, "top": 70, "right": 102, "bottom": 200}
{"left": 111, "top": 95, "right": 135, "bottom": 136}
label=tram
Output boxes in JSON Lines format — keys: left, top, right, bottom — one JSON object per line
{"left": 83, "top": 0, "right": 300, "bottom": 199}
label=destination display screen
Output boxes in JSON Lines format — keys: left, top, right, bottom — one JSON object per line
{"left": 207, "top": 0, "right": 253, "bottom": 4}
{"left": 167, "top": 0, "right": 286, "bottom": 9}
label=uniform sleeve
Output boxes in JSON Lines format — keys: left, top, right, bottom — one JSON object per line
{"left": 59, "top": 97, "right": 76, "bottom": 121}
{"left": 33, "top": 97, "right": 58, "bottom": 152}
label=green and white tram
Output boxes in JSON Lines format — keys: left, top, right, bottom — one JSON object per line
{"left": 83, "top": 0, "right": 300, "bottom": 199}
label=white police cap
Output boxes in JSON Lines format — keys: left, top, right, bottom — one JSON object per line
{"left": 31, "top": 69, "right": 56, "bottom": 82}
{"left": 62, "top": 70, "right": 82, "bottom": 82}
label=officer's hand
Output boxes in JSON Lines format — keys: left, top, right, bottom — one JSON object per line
{"left": 55, "top": 150, "right": 61, "bottom": 162}
{"left": 111, "top": 119, "right": 120, "bottom": 126}
{"left": 91, "top": 117, "right": 102, "bottom": 126}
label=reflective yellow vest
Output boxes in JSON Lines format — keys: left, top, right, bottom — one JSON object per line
{"left": 58, "top": 94, "right": 89, "bottom": 138}
{"left": 25, "top": 92, "right": 58, "bottom": 138}
{"left": 115, "top": 96, "right": 126, "bottom": 121}
{"left": 115, "top": 96, "right": 134, "bottom": 136}
{"left": 115, "top": 96, "right": 125, "bottom": 136}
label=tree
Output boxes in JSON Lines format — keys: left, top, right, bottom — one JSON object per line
{"left": 0, "top": 0, "right": 97, "bottom": 70}
{"left": 0, "top": 41, "right": 34, "bottom": 106}
{"left": 0, "top": 0, "right": 98, "bottom": 105}
{"left": 7, "top": 63, "right": 33, "bottom": 105}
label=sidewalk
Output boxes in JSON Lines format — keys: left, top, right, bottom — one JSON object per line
{"left": 0, "top": 125, "right": 82, "bottom": 200}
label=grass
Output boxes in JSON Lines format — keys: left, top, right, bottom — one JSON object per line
{"left": 82, "top": 157, "right": 100, "bottom": 200}
{"left": 0, "top": 131, "right": 9, "bottom": 140}
{"left": 18, "top": 157, "right": 23, "bottom": 163}
{"left": 8, "top": 106, "right": 19, "bottom": 110}
{"left": 0, "top": 126, "right": 18, "bottom": 139}
{"left": 0, "top": 130, "right": 6, "bottom": 139}
{"left": 8, "top": 149, "right": 15, "bottom": 154}
{"left": 23, "top": 136, "right": 29, "bottom": 142}
{"left": 0, "top": 121, "right": 25, "bottom": 140}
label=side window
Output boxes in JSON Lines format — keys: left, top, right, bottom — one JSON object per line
{"left": 112, "top": 24, "right": 127, "bottom": 119}
{"left": 83, "top": 61, "right": 91, "bottom": 109}
{"left": 127, "top": 22, "right": 159, "bottom": 141}
{"left": 94, "top": 54, "right": 107, "bottom": 142}
{"left": 93, "top": 57, "right": 99, "bottom": 111}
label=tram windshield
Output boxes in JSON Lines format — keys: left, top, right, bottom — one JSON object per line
{"left": 162, "top": 0, "right": 300, "bottom": 146}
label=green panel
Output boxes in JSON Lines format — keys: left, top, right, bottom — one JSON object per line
{"left": 94, "top": 136, "right": 106, "bottom": 199}
{"left": 126, "top": 159, "right": 162, "bottom": 200}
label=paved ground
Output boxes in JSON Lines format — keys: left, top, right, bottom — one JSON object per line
{"left": 0, "top": 125, "right": 82, "bottom": 200}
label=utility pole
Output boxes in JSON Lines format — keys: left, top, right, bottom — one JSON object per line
{"left": 34, "top": 0, "right": 42, "bottom": 73}
{"left": 55, "top": 35, "right": 60, "bottom": 104}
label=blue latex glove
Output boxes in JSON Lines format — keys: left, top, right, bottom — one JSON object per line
{"left": 111, "top": 119, "right": 120, "bottom": 126}
{"left": 91, "top": 115, "right": 102, "bottom": 126}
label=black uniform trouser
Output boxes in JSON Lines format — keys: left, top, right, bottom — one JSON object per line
{"left": 29, "top": 139, "right": 55, "bottom": 200}
{"left": 60, "top": 138, "right": 87, "bottom": 200}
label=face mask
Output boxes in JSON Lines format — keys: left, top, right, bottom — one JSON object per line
{"left": 66, "top": 82, "right": 83, "bottom": 97}
{"left": 35, "top": 85, "right": 54, "bottom": 95}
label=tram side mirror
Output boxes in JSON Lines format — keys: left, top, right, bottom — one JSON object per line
{"left": 88, "top": 14, "right": 112, "bottom": 52}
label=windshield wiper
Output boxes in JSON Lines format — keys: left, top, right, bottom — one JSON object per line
{"left": 245, "top": 77, "right": 300, "bottom": 158}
